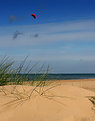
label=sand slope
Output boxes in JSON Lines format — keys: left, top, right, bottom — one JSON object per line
{"left": 0, "top": 84, "right": 95, "bottom": 121}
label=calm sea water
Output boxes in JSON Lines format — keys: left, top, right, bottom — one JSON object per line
{"left": 24, "top": 73, "right": 95, "bottom": 80}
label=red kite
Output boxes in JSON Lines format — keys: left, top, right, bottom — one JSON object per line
{"left": 30, "top": 14, "right": 37, "bottom": 19}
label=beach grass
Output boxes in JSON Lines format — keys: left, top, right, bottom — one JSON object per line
{"left": 0, "top": 56, "right": 51, "bottom": 99}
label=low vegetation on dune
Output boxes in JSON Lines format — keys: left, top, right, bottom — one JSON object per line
{"left": 89, "top": 96, "right": 95, "bottom": 111}
{"left": 0, "top": 56, "right": 50, "bottom": 85}
{"left": 0, "top": 56, "right": 52, "bottom": 100}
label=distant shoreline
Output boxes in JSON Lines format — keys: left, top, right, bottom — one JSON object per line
{"left": 14, "top": 78, "right": 95, "bottom": 86}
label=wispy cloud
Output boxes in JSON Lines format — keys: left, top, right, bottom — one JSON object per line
{"left": 0, "top": 19, "right": 95, "bottom": 48}
{"left": 0, "top": 19, "right": 95, "bottom": 62}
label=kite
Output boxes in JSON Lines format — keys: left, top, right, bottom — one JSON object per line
{"left": 9, "top": 15, "right": 26, "bottom": 23}
{"left": 34, "top": 34, "right": 39, "bottom": 38}
{"left": 9, "top": 15, "right": 17, "bottom": 23}
{"left": 30, "top": 14, "right": 37, "bottom": 19}
{"left": 13, "top": 31, "right": 23, "bottom": 39}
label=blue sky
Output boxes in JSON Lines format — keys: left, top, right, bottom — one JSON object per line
{"left": 0, "top": 0, "right": 95, "bottom": 73}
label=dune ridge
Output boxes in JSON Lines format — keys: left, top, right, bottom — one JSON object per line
{"left": 0, "top": 79, "right": 95, "bottom": 121}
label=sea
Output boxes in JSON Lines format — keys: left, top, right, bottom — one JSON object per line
{"left": 21, "top": 73, "right": 95, "bottom": 81}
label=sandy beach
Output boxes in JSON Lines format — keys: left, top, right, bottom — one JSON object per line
{"left": 50, "top": 79, "right": 95, "bottom": 90}
{"left": 0, "top": 79, "right": 95, "bottom": 121}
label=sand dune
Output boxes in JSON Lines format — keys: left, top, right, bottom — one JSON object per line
{"left": 0, "top": 80, "right": 95, "bottom": 121}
